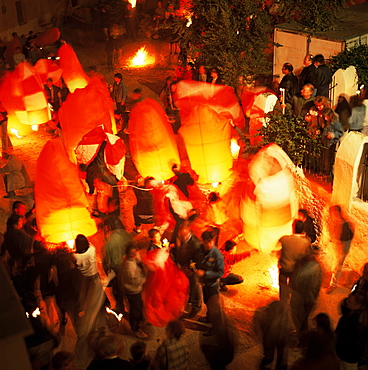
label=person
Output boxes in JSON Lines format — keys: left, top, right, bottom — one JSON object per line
{"left": 314, "top": 54, "right": 332, "bottom": 98}
{"left": 13, "top": 46, "right": 25, "bottom": 66}
{"left": 351, "top": 262, "right": 368, "bottom": 308}
{"left": 72, "top": 234, "right": 106, "bottom": 340}
{"left": 153, "top": 1, "right": 165, "bottom": 29}
{"left": 129, "top": 341, "right": 151, "bottom": 369}
{"left": 28, "top": 41, "right": 42, "bottom": 65}
{"left": 326, "top": 205, "right": 354, "bottom": 293}
{"left": 120, "top": 243, "right": 148, "bottom": 339}
{"left": 125, "top": 2, "right": 138, "bottom": 41}
{"left": 87, "top": 334, "right": 132, "bottom": 369}
{"left": 0, "top": 152, "right": 29, "bottom": 198}
{"left": 151, "top": 320, "right": 189, "bottom": 370}
{"left": 335, "top": 95, "right": 351, "bottom": 132}
{"left": 208, "top": 68, "right": 222, "bottom": 84}
{"left": 299, "top": 54, "right": 318, "bottom": 93}
{"left": 44, "top": 78, "right": 62, "bottom": 112}
{"left": 194, "top": 65, "right": 209, "bottom": 82}
{"left": 304, "top": 95, "right": 331, "bottom": 136}
{"left": 335, "top": 291, "right": 367, "bottom": 369}
{"left": 195, "top": 230, "right": 224, "bottom": 336}
{"left": 348, "top": 95, "right": 366, "bottom": 132}
{"left": 171, "top": 221, "right": 202, "bottom": 317}
{"left": 111, "top": 73, "right": 127, "bottom": 114}
{"left": 287, "top": 83, "right": 315, "bottom": 117}
{"left": 171, "top": 164, "right": 194, "bottom": 199}
{"left": 183, "top": 63, "right": 195, "bottom": 80}
{"left": 219, "top": 240, "right": 254, "bottom": 291}
{"left": 0, "top": 101, "right": 13, "bottom": 154}
{"left": 277, "top": 220, "right": 311, "bottom": 302}
{"left": 297, "top": 209, "right": 317, "bottom": 244}
{"left": 147, "top": 228, "right": 162, "bottom": 252}
{"left": 289, "top": 246, "right": 323, "bottom": 335}
{"left": 279, "top": 62, "right": 299, "bottom": 106}
{"left": 100, "top": 7, "right": 110, "bottom": 41}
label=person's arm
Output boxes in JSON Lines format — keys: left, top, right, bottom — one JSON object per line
{"left": 225, "top": 251, "right": 251, "bottom": 266}
{"left": 205, "top": 250, "right": 224, "bottom": 280}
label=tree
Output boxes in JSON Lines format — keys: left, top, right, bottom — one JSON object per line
{"left": 174, "top": 0, "right": 274, "bottom": 87}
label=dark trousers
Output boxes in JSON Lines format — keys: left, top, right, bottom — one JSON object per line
{"left": 279, "top": 269, "right": 292, "bottom": 303}
{"left": 188, "top": 273, "right": 201, "bottom": 309}
{"left": 125, "top": 292, "right": 143, "bottom": 331}
{"left": 220, "top": 273, "right": 243, "bottom": 286}
{"left": 203, "top": 284, "right": 221, "bottom": 332}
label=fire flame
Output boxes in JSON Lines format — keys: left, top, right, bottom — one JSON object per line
{"left": 230, "top": 138, "right": 240, "bottom": 158}
{"left": 128, "top": 0, "right": 136, "bottom": 8}
{"left": 10, "top": 128, "right": 21, "bottom": 138}
{"left": 129, "top": 46, "right": 155, "bottom": 67}
{"left": 106, "top": 307, "right": 123, "bottom": 321}
{"left": 268, "top": 265, "right": 279, "bottom": 290}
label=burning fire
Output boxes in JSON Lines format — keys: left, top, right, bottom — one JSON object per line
{"left": 129, "top": 46, "right": 155, "bottom": 67}
{"left": 128, "top": 0, "right": 136, "bottom": 8}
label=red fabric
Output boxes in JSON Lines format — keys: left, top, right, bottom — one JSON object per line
{"left": 174, "top": 80, "right": 245, "bottom": 129}
{"left": 142, "top": 249, "right": 189, "bottom": 327}
{"left": 33, "top": 28, "right": 61, "bottom": 47}
{"left": 58, "top": 44, "right": 89, "bottom": 93}
{"left": 220, "top": 249, "right": 250, "bottom": 278}
{"left": 129, "top": 97, "right": 180, "bottom": 181}
{"left": 59, "top": 84, "right": 113, "bottom": 162}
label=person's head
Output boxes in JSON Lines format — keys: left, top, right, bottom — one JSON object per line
{"left": 46, "top": 78, "right": 53, "bottom": 87}
{"left": 178, "top": 221, "right": 192, "bottom": 241}
{"left": 314, "top": 96, "right": 329, "bottom": 111}
{"left": 202, "top": 230, "right": 215, "bottom": 250}
{"left": 298, "top": 209, "right": 308, "bottom": 222}
{"left": 313, "top": 313, "right": 332, "bottom": 332}
{"left": 144, "top": 176, "right": 155, "bottom": 189}
{"left": 149, "top": 228, "right": 161, "bottom": 244}
{"left": 345, "top": 291, "right": 366, "bottom": 311}
{"left": 314, "top": 54, "right": 325, "bottom": 66}
{"left": 223, "top": 240, "right": 236, "bottom": 252}
{"left": 166, "top": 320, "right": 185, "bottom": 339}
{"left": 210, "top": 68, "right": 219, "bottom": 78}
{"left": 330, "top": 205, "right": 343, "bottom": 219}
{"left": 6, "top": 214, "right": 24, "bottom": 231}
{"left": 51, "top": 351, "right": 74, "bottom": 370}
{"left": 322, "top": 107, "right": 335, "bottom": 123}
{"left": 12, "top": 200, "right": 26, "bottom": 216}
{"left": 293, "top": 219, "right": 304, "bottom": 234}
{"left": 75, "top": 234, "right": 89, "bottom": 254}
{"left": 303, "top": 54, "right": 314, "bottom": 67}
{"left": 130, "top": 340, "right": 147, "bottom": 362}
{"left": 198, "top": 65, "right": 206, "bottom": 74}
{"left": 157, "top": 1, "right": 163, "bottom": 7}
{"left": 301, "top": 84, "right": 314, "bottom": 99}
{"left": 281, "top": 62, "right": 293, "bottom": 74}
{"left": 98, "top": 335, "right": 119, "bottom": 358}
{"left": 126, "top": 243, "right": 138, "bottom": 259}
{"left": 114, "top": 73, "right": 122, "bottom": 83}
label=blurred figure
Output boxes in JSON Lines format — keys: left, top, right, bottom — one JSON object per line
{"left": 297, "top": 209, "right": 317, "bottom": 244}
{"left": 335, "top": 95, "right": 351, "bottom": 132}
{"left": 171, "top": 164, "right": 194, "bottom": 199}
{"left": 147, "top": 228, "right": 162, "bottom": 252}
{"left": 289, "top": 246, "right": 323, "bottom": 335}
{"left": 87, "top": 334, "right": 131, "bottom": 369}
{"left": 51, "top": 351, "right": 74, "bottom": 370}
{"left": 130, "top": 341, "right": 151, "bottom": 369}
{"left": 348, "top": 95, "right": 365, "bottom": 133}
{"left": 100, "top": 7, "right": 110, "bottom": 41}
{"left": 277, "top": 220, "right": 311, "bottom": 302}
{"left": 352, "top": 263, "right": 368, "bottom": 308}
{"left": 13, "top": 46, "right": 25, "bottom": 66}
{"left": 326, "top": 205, "right": 354, "bottom": 294}
{"left": 151, "top": 320, "right": 189, "bottom": 369}
{"left": 0, "top": 101, "right": 13, "bottom": 154}
{"left": 194, "top": 65, "right": 209, "bottom": 82}
{"left": 125, "top": 2, "right": 138, "bottom": 41}
{"left": 259, "top": 300, "right": 295, "bottom": 370}
{"left": 153, "top": 1, "right": 165, "bottom": 29}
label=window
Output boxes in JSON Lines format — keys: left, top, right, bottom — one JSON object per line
{"left": 15, "top": 1, "right": 26, "bottom": 25}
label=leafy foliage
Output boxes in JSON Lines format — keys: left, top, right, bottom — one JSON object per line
{"left": 174, "top": 0, "right": 274, "bottom": 87}
{"left": 258, "top": 114, "right": 325, "bottom": 167}
{"left": 329, "top": 43, "right": 368, "bottom": 87}
{"left": 278, "top": 0, "right": 348, "bottom": 33}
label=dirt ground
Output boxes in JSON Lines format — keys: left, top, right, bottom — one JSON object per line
{"left": 1, "top": 19, "right": 360, "bottom": 370}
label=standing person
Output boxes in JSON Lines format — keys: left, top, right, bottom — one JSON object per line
{"left": 171, "top": 221, "right": 202, "bottom": 317}
{"left": 153, "top": 1, "right": 165, "bottom": 29}
{"left": 279, "top": 62, "right": 299, "bottom": 106}
{"left": 13, "top": 46, "right": 26, "bottom": 66}
{"left": 120, "top": 243, "right": 148, "bottom": 339}
{"left": 28, "top": 42, "right": 42, "bottom": 65}
{"left": 195, "top": 230, "right": 224, "bottom": 336}
{"left": 299, "top": 54, "right": 318, "bottom": 93}
{"left": 183, "top": 63, "right": 195, "bottom": 80}
{"left": 349, "top": 95, "right": 366, "bottom": 132}
{"left": 73, "top": 235, "right": 106, "bottom": 340}
{"left": 326, "top": 205, "right": 354, "bottom": 294}
{"left": 314, "top": 54, "right": 332, "bottom": 98}
{"left": 111, "top": 73, "right": 127, "bottom": 115}
{"left": 277, "top": 220, "right": 311, "bottom": 302}
{"left": 44, "top": 78, "right": 62, "bottom": 112}
{"left": 297, "top": 209, "right": 317, "bottom": 244}
{"left": 0, "top": 102, "right": 13, "bottom": 154}
{"left": 194, "top": 65, "right": 209, "bottom": 82}
{"left": 335, "top": 95, "right": 351, "bottom": 132}
{"left": 208, "top": 68, "right": 222, "bottom": 84}
{"left": 100, "top": 7, "right": 110, "bottom": 41}
{"left": 219, "top": 240, "right": 255, "bottom": 291}
{"left": 151, "top": 320, "right": 189, "bottom": 370}
{"left": 125, "top": 2, "right": 138, "bottom": 41}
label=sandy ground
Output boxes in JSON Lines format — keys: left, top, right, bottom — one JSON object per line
{"left": 1, "top": 19, "right": 361, "bottom": 370}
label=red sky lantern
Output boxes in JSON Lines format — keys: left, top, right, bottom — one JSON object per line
{"left": 33, "top": 28, "right": 61, "bottom": 47}
{"left": 34, "top": 58, "right": 62, "bottom": 85}
{"left": 35, "top": 137, "right": 97, "bottom": 244}
{"left": 129, "top": 97, "right": 180, "bottom": 181}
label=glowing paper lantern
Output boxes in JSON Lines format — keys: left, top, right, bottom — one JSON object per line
{"left": 76, "top": 126, "right": 126, "bottom": 180}
{"left": 179, "top": 105, "right": 232, "bottom": 184}
{"left": 35, "top": 137, "right": 97, "bottom": 243}
{"left": 129, "top": 97, "right": 180, "bottom": 181}
{"left": 174, "top": 80, "right": 245, "bottom": 129}
{"left": 33, "top": 28, "right": 61, "bottom": 47}
{"left": 58, "top": 44, "right": 89, "bottom": 93}
{"left": 240, "top": 144, "right": 298, "bottom": 253}
{"left": 59, "top": 84, "right": 113, "bottom": 163}
{"left": 34, "top": 58, "right": 62, "bottom": 85}
{"left": 0, "top": 62, "right": 50, "bottom": 125}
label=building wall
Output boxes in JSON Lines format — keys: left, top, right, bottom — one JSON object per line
{"left": 0, "top": 0, "right": 92, "bottom": 41}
